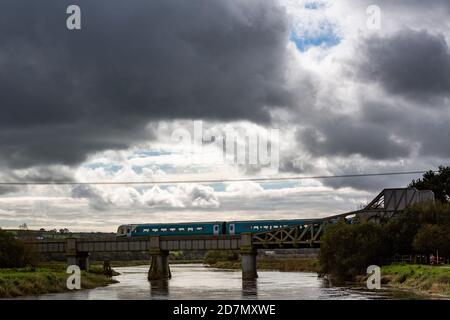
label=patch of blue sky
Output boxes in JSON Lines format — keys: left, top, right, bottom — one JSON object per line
{"left": 260, "top": 181, "right": 298, "bottom": 190}
{"left": 304, "top": 1, "right": 326, "bottom": 10}
{"left": 131, "top": 164, "right": 176, "bottom": 174}
{"left": 291, "top": 22, "right": 341, "bottom": 52}
{"left": 132, "top": 150, "right": 172, "bottom": 158}
{"left": 210, "top": 183, "right": 226, "bottom": 192}
{"left": 131, "top": 165, "right": 143, "bottom": 174}
{"left": 84, "top": 163, "right": 123, "bottom": 173}
{"left": 156, "top": 164, "right": 176, "bottom": 173}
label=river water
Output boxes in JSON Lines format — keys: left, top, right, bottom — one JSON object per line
{"left": 22, "top": 264, "right": 415, "bottom": 300}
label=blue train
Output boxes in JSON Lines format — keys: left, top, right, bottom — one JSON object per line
{"left": 116, "top": 219, "right": 322, "bottom": 237}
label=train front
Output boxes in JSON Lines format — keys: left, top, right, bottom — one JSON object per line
{"left": 116, "top": 225, "right": 132, "bottom": 237}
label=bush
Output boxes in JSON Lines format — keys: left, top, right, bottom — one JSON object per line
{"left": 319, "top": 221, "right": 387, "bottom": 282}
{"left": 397, "top": 273, "right": 408, "bottom": 283}
{"left": 413, "top": 224, "right": 450, "bottom": 257}
{"left": 0, "top": 230, "right": 35, "bottom": 268}
{"left": 204, "top": 250, "right": 239, "bottom": 265}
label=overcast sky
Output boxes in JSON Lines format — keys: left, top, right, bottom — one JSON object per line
{"left": 0, "top": 0, "right": 449, "bottom": 231}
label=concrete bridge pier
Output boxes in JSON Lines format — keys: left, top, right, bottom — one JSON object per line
{"left": 240, "top": 234, "right": 258, "bottom": 280}
{"left": 66, "top": 238, "right": 90, "bottom": 271}
{"left": 148, "top": 237, "right": 172, "bottom": 280}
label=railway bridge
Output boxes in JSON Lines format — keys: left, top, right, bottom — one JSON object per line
{"left": 25, "top": 187, "right": 434, "bottom": 280}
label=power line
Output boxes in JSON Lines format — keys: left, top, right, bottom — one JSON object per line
{"left": 0, "top": 170, "right": 429, "bottom": 186}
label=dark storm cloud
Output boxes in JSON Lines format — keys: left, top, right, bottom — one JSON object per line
{"left": 0, "top": 186, "right": 18, "bottom": 195}
{"left": 0, "top": 0, "right": 291, "bottom": 169}
{"left": 356, "top": 29, "right": 450, "bottom": 99}
{"left": 362, "top": 100, "right": 450, "bottom": 158}
{"left": 297, "top": 115, "right": 412, "bottom": 160}
{"left": 317, "top": 168, "right": 427, "bottom": 192}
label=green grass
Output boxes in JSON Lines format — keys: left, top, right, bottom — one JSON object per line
{"left": 0, "top": 264, "right": 118, "bottom": 298}
{"left": 381, "top": 264, "right": 450, "bottom": 297}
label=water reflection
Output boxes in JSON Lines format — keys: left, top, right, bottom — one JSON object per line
{"left": 15, "top": 264, "right": 415, "bottom": 300}
{"left": 242, "top": 280, "right": 257, "bottom": 298}
{"left": 150, "top": 279, "right": 169, "bottom": 298}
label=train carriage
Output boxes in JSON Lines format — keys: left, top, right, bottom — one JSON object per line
{"left": 117, "top": 221, "right": 225, "bottom": 237}
{"left": 227, "top": 219, "right": 321, "bottom": 235}
{"left": 117, "top": 219, "right": 322, "bottom": 237}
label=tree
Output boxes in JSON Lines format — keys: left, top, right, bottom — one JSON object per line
{"left": 410, "top": 166, "right": 450, "bottom": 203}
{"left": 413, "top": 224, "right": 450, "bottom": 257}
{"left": 0, "top": 230, "right": 27, "bottom": 268}
{"left": 319, "top": 221, "right": 387, "bottom": 282}
{"left": 18, "top": 223, "right": 28, "bottom": 230}
{"left": 382, "top": 201, "right": 450, "bottom": 255}
{"left": 204, "top": 250, "right": 239, "bottom": 265}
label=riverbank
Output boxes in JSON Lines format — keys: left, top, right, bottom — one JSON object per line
{"left": 207, "top": 258, "right": 321, "bottom": 273}
{"left": 354, "top": 264, "right": 450, "bottom": 298}
{"left": 379, "top": 264, "right": 450, "bottom": 298}
{"left": 0, "top": 264, "right": 118, "bottom": 298}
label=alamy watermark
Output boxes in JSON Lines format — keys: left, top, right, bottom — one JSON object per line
{"left": 171, "top": 121, "right": 280, "bottom": 173}
{"left": 366, "top": 5, "right": 381, "bottom": 30}
{"left": 66, "top": 5, "right": 81, "bottom": 30}
{"left": 67, "top": 265, "right": 81, "bottom": 290}
{"left": 366, "top": 265, "right": 381, "bottom": 290}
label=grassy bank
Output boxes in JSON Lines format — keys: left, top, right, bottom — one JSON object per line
{"left": 208, "top": 258, "right": 320, "bottom": 273}
{"left": 0, "top": 264, "right": 118, "bottom": 298}
{"left": 377, "top": 264, "right": 450, "bottom": 297}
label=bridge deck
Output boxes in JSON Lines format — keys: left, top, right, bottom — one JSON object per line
{"left": 27, "top": 235, "right": 243, "bottom": 253}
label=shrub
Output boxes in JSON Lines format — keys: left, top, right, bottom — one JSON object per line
{"left": 204, "top": 250, "right": 239, "bottom": 265}
{"left": 0, "top": 230, "right": 35, "bottom": 268}
{"left": 319, "top": 221, "right": 387, "bottom": 282}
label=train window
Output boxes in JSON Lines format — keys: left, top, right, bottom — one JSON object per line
{"left": 179, "top": 227, "right": 185, "bottom": 231}
{"left": 188, "top": 227, "right": 193, "bottom": 231}
{"left": 161, "top": 228, "right": 167, "bottom": 232}
{"left": 170, "top": 228, "right": 176, "bottom": 232}
{"left": 152, "top": 228, "right": 158, "bottom": 232}
{"left": 274, "top": 225, "right": 278, "bottom": 228}
{"left": 143, "top": 228, "right": 149, "bottom": 232}
{"left": 196, "top": 227, "right": 203, "bottom": 231}
{"left": 263, "top": 225, "right": 268, "bottom": 229}
{"left": 253, "top": 226, "right": 259, "bottom": 230}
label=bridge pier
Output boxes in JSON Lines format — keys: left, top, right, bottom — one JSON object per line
{"left": 240, "top": 234, "right": 258, "bottom": 280}
{"left": 148, "top": 237, "right": 171, "bottom": 280}
{"left": 66, "top": 238, "right": 90, "bottom": 271}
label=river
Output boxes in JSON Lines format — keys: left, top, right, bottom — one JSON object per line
{"left": 22, "top": 264, "right": 417, "bottom": 300}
